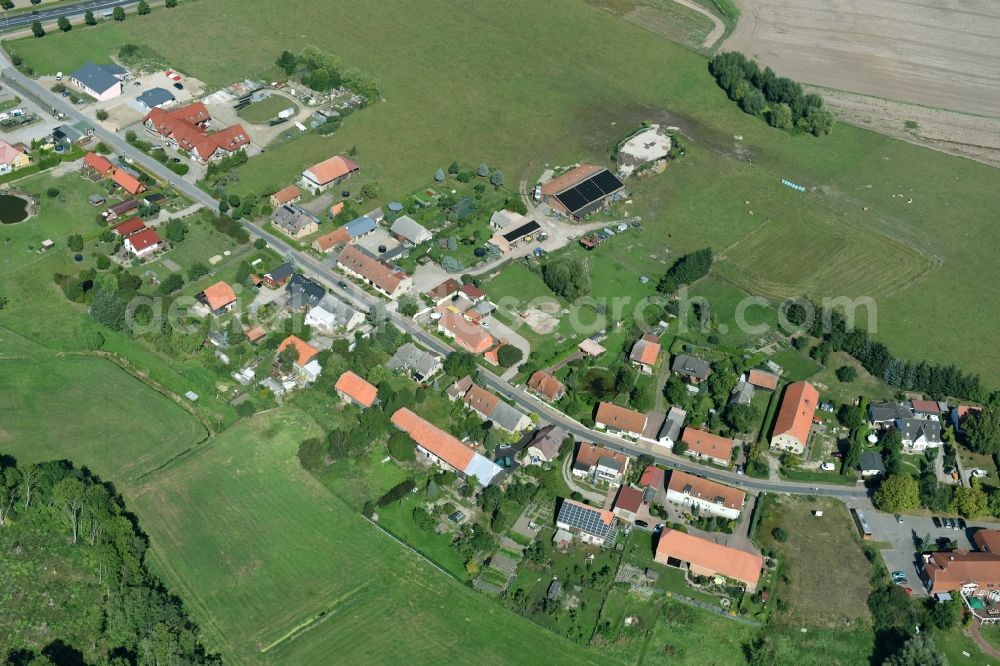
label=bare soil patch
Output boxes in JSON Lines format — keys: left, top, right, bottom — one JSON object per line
{"left": 521, "top": 307, "right": 560, "bottom": 334}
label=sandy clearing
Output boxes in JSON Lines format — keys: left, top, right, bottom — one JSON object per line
{"left": 724, "top": 0, "right": 1000, "bottom": 119}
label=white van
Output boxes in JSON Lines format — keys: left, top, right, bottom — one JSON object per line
{"left": 55, "top": 71, "right": 62, "bottom": 80}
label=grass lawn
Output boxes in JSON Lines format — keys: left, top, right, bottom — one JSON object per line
{"left": 957, "top": 448, "right": 1000, "bottom": 490}
{"left": 755, "top": 495, "right": 873, "bottom": 627}
{"left": 130, "top": 408, "right": 602, "bottom": 665}
{"left": 770, "top": 348, "right": 823, "bottom": 382}
{"left": 641, "top": 600, "right": 751, "bottom": 665}
{"left": 0, "top": 329, "right": 208, "bottom": 484}
{"left": 238, "top": 96, "right": 299, "bottom": 124}
{"left": 932, "top": 624, "right": 993, "bottom": 663}
{"left": 809, "top": 351, "right": 894, "bottom": 405}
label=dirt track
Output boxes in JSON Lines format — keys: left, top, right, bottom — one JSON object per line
{"left": 724, "top": 0, "right": 1000, "bottom": 165}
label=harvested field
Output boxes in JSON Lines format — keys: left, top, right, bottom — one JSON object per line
{"left": 725, "top": 0, "right": 1000, "bottom": 118}
{"left": 816, "top": 89, "right": 1000, "bottom": 169}
{"left": 725, "top": 0, "right": 1000, "bottom": 163}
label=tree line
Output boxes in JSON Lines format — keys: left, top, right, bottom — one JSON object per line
{"left": 0, "top": 455, "right": 216, "bottom": 664}
{"left": 276, "top": 45, "right": 380, "bottom": 102}
{"left": 709, "top": 52, "right": 834, "bottom": 136}
{"left": 784, "top": 298, "right": 986, "bottom": 402}
{"left": 657, "top": 247, "right": 712, "bottom": 294}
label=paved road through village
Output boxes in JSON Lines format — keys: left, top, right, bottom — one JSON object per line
{"left": 2, "top": 55, "right": 870, "bottom": 505}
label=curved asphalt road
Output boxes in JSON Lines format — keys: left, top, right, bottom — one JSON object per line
{"left": 2, "top": 55, "right": 868, "bottom": 503}
{"left": 0, "top": 0, "right": 139, "bottom": 32}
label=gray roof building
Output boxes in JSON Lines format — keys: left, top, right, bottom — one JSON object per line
{"left": 71, "top": 62, "right": 122, "bottom": 95}
{"left": 860, "top": 451, "right": 886, "bottom": 475}
{"left": 671, "top": 354, "right": 711, "bottom": 381}
{"left": 523, "top": 425, "right": 566, "bottom": 461}
{"left": 390, "top": 215, "right": 431, "bottom": 245}
{"left": 272, "top": 204, "right": 320, "bottom": 237}
{"left": 386, "top": 342, "right": 442, "bottom": 381}
{"left": 489, "top": 401, "right": 530, "bottom": 433}
{"left": 657, "top": 405, "right": 687, "bottom": 443}
{"left": 343, "top": 214, "right": 377, "bottom": 239}
{"left": 729, "top": 380, "right": 754, "bottom": 406}
{"left": 547, "top": 579, "right": 562, "bottom": 601}
{"left": 896, "top": 417, "right": 943, "bottom": 447}
{"left": 317, "top": 294, "right": 364, "bottom": 330}
{"left": 868, "top": 402, "right": 912, "bottom": 424}
{"left": 51, "top": 124, "right": 84, "bottom": 143}
{"left": 136, "top": 87, "right": 175, "bottom": 110}
{"left": 285, "top": 273, "right": 325, "bottom": 309}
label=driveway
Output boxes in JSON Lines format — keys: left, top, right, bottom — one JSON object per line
{"left": 485, "top": 316, "right": 530, "bottom": 379}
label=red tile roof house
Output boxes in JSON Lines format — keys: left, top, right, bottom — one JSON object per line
{"left": 123, "top": 227, "right": 162, "bottom": 257}
{"left": 300, "top": 155, "right": 361, "bottom": 194}
{"left": 612, "top": 485, "right": 645, "bottom": 523}
{"left": 594, "top": 401, "right": 647, "bottom": 440}
{"left": 111, "top": 216, "right": 147, "bottom": 238}
{"left": 270, "top": 185, "right": 302, "bottom": 208}
{"left": 276, "top": 335, "right": 322, "bottom": 384}
{"left": 425, "top": 278, "right": 461, "bottom": 305}
{"left": 769, "top": 381, "right": 819, "bottom": 455}
{"left": 639, "top": 465, "right": 665, "bottom": 493}
{"left": 335, "top": 371, "right": 378, "bottom": 409}
{"left": 83, "top": 151, "right": 115, "bottom": 177}
{"left": 111, "top": 169, "right": 146, "bottom": 195}
{"left": 665, "top": 470, "right": 745, "bottom": 520}
{"left": 390, "top": 407, "right": 502, "bottom": 486}
{"left": 655, "top": 528, "right": 764, "bottom": 592}
{"left": 680, "top": 428, "right": 735, "bottom": 467}
{"left": 747, "top": 369, "right": 780, "bottom": 392}
{"left": 572, "top": 442, "right": 629, "bottom": 485}
{"left": 143, "top": 103, "right": 250, "bottom": 163}
{"left": 197, "top": 281, "right": 238, "bottom": 316}
{"left": 336, "top": 244, "right": 413, "bottom": 299}
{"left": 463, "top": 384, "right": 501, "bottom": 420}
{"left": 629, "top": 334, "right": 661, "bottom": 375}
{"left": 527, "top": 370, "right": 565, "bottom": 402}
{"left": 921, "top": 529, "right": 1000, "bottom": 596}
{"left": 438, "top": 311, "right": 494, "bottom": 354}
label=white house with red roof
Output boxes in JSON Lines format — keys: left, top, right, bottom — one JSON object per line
{"left": 123, "top": 228, "right": 162, "bottom": 257}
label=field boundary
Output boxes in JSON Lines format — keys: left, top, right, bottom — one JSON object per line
{"left": 259, "top": 579, "right": 375, "bottom": 654}
{"left": 366, "top": 516, "right": 463, "bottom": 583}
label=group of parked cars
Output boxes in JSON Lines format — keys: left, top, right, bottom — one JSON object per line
{"left": 932, "top": 516, "right": 967, "bottom": 530}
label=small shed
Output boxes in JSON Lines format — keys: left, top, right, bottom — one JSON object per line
{"left": 547, "top": 579, "right": 562, "bottom": 601}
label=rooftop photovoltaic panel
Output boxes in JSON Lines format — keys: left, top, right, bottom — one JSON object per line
{"left": 502, "top": 220, "right": 541, "bottom": 243}
{"left": 553, "top": 169, "right": 625, "bottom": 215}
{"left": 558, "top": 501, "right": 611, "bottom": 537}
{"left": 591, "top": 169, "right": 624, "bottom": 194}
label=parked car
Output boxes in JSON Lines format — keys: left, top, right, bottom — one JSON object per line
{"left": 952, "top": 519, "right": 961, "bottom": 531}
{"left": 635, "top": 520, "right": 648, "bottom": 528}
{"left": 944, "top": 518, "right": 956, "bottom": 530}
{"left": 891, "top": 570, "right": 908, "bottom": 582}
{"left": 970, "top": 468, "right": 989, "bottom": 478}
{"left": 958, "top": 518, "right": 968, "bottom": 529}
{"left": 173, "top": 82, "right": 184, "bottom": 90}
{"left": 895, "top": 514, "right": 904, "bottom": 524}
{"left": 821, "top": 462, "right": 836, "bottom": 471}
{"left": 932, "top": 516, "right": 943, "bottom": 528}
{"left": 55, "top": 71, "right": 62, "bottom": 81}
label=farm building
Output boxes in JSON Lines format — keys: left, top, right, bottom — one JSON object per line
{"left": 540, "top": 164, "right": 625, "bottom": 219}
{"left": 769, "top": 381, "right": 819, "bottom": 454}
{"left": 390, "top": 408, "right": 502, "bottom": 485}
{"left": 655, "top": 529, "right": 763, "bottom": 591}
{"left": 300, "top": 155, "right": 360, "bottom": 193}
{"left": 390, "top": 215, "right": 432, "bottom": 245}
{"left": 489, "top": 219, "right": 541, "bottom": 254}
{"left": 143, "top": 103, "right": 249, "bottom": 163}
{"left": 336, "top": 245, "right": 412, "bottom": 298}
{"left": 629, "top": 334, "right": 661, "bottom": 374}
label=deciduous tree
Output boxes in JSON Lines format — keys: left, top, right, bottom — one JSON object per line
{"left": 873, "top": 474, "right": 919, "bottom": 513}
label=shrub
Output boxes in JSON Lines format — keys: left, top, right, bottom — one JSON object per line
{"left": 771, "top": 527, "right": 788, "bottom": 543}
{"left": 46, "top": 187, "right": 60, "bottom": 198}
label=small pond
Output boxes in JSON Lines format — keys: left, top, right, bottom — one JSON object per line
{"left": 0, "top": 194, "right": 30, "bottom": 224}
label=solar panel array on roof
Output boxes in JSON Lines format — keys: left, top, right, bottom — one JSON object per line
{"left": 554, "top": 169, "right": 624, "bottom": 216}
{"left": 502, "top": 220, "right": 541, "bottom": 243}
{"left": 558, "top": 501, "right": 612, "bottom": 537}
